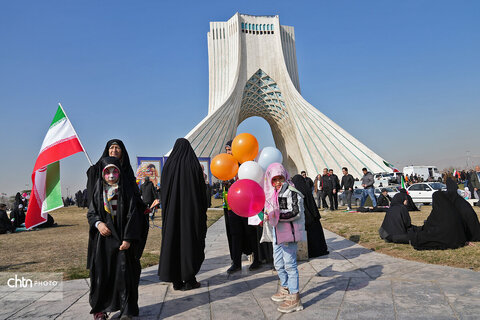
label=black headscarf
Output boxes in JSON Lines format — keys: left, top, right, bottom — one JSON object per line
{"left": 86, "top": 139, "right": 138, "bottom": 206}
{"left": 86, "top": 156, "right": 143, "bottom": 316}
{"left": 292, "top": 174, "right": 320, "bottom": 226}
{"left": 379, "top": 193, "right": 413, "bottom": 243}
{"left": 158, "top": 138, "right": 207, "bottom": 283}
{"left": 411, "top": 191, "right": 467, "bottom": 250}
{"left": 292, "top": 174, "right": 329, "bottom": 257}
{"left": 445, "top": 178, "right": 480, "bottom": 241}
{"left": 399, "top": 188, "right": 420, "bottom": 211}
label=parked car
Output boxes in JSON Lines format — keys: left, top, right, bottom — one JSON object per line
{"left": 374, "top": 172, "right": 404, "bottom": 184}
{"left": 338, "top": 188, "right": 364, "bottom": 207}
{"left": 407, "top": 182, "right": 446, "bottom": 205}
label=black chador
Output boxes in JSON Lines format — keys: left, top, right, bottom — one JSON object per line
{"left": 86, "top": 139, "right": 148, "bottom": 258}
{"left": 292, "top": 174, "right": 329, "bottom": 257}
{"left": 158, "top": 138, "right": 208, "bottom": 290}
{"left": 379, "top": 193, "right": 417, "bottom": 244}
{"left": 445, "top": 179, "right": 480, "bottom": 242}
{"left": 87, "top": 157, "right": 144, "bottom": 317}
{"left": 411, "top": 190, "right": 467, "bottom": 250}
{"left": 399, "top": 189, "right": 420, "bottom": 211}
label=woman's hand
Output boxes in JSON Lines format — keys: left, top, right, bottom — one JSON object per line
{"left": 97, "top": 222, "right": 111, "bottom": 237}
{"left": 119, "top": 241, "right": 131, "bottom": 250}
{"left": 264, "top": 213, "right": 269, "bottom": 221}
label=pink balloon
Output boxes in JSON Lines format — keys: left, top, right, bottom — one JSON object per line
{"left": 227, "top": 179, "right": 265, "bottom": 218}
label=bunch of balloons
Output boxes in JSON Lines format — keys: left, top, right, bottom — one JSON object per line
{"left": 210, "top": 133, "right": 283, "bottom": 218}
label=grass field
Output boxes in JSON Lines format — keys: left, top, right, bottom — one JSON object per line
{"left": 320, "top": 204, "right": 480, "bottom": 271}
{"left": 0, "top": 204, "right": 224, "bottom": 280}
{"left": 2, "top": 196, "right": 479, "bottom": 279}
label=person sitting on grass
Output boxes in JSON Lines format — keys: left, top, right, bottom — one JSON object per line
{"left": 10, "top": 204, "right": 26, "bottom": 228}
{"left": 376, "top": 189, "right": 392, "bottom": 207}
{"left": 410, "top": 190, "right": 467, "bottom": 250}
{"left": 0, "top": 203, "right": 15, "bottom": 234}
{"left": 379, "top": 193, "right": 418, "bottom": 244}
{"left": 444, "top": 178, "right": 480, "bottom": 243}
{"left": 262, "top": 163, "right": 305, "bottom": 314}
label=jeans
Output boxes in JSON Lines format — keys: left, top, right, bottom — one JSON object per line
{"left": 272, "top": 228, "right": 299, "bottom": 294}
{"left": 360, "top": 188, "right": 377, "bottom": 207}
{"left": 344, "top": 189, "right": 352, "bottom": 208}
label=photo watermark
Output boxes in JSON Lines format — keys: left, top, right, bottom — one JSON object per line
{"left": 0, "top": 272, "right": 63, "bottom": 301}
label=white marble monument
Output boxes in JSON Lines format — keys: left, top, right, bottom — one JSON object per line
{"left": 185, "top": 13, "right": 390, "bottom": 177}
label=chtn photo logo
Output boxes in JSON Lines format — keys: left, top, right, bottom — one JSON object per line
{"left": 6, "top": 274, "right": 58, "bottom": 288}
{"left": 7, "top": 275, "right": 33, "bottom": 288}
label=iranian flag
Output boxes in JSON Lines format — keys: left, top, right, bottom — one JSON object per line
{"left": 383, "top": 160, "right": 400, "bottom": 173}
{"left": 25, "top": 104, "right": 86, "bottom": 229}
{"left": 401, "top": 175, "right": 408, "bottom": 194}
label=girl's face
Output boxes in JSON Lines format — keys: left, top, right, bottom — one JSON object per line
{"left": 272, "top": 175, "right": 285, "bottom": 190}
{"left": 103, "top": 166, "right": 120, "bottom": 185}
{"left": 109, "top": 144, "right": 122, "bottom": 158}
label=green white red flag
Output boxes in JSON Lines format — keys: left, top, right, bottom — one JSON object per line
{"left": 25, "top": 105, "right": 86, "bottom": 229}
{"left": 383, "top": 160, "right": 400, "bottom": 173}
{"left": 401, "top": 175, "right": 408, "bottom": 194}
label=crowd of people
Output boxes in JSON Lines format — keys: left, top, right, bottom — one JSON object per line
{"left": 0, "top": 192, "right": 57, "bottom": 234}
{"left": 4, "top": 135, "right": 479, "bottom": 318}
{"left": 379, "top": 178, "right": 480, "bottom": 249}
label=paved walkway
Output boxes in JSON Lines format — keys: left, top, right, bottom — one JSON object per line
{"left": 2, "top": 216, "right": 480, "bottom": 320}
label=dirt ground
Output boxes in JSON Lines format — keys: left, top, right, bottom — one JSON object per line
{"left": 0, "top": 205, "right": 223, "bottom": 280}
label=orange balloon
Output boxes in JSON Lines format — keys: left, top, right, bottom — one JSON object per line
{"left": 231, "top": 133, "right": 259, "bottom": 164}
{"left": 210, "top": 153, "right": 239, "bottom": 181}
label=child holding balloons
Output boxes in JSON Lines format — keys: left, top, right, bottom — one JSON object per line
{"left": 262, "top": 163, "right": 305, "bottom": 314}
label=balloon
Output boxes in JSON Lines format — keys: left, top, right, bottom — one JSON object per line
{"left": 210, "top": 153, "right": 239, "bottom": 181}
{"left": 238, "top": 161, "right": 264, "bottom": 185}
{"left": 227, "top": 179, "right": 265, "bottom": 218}
{"left": 232, "top": 133, "right": 259, "bottom": 164}
{"left": 257, "top": 146, "right": 283, "bottom": 170}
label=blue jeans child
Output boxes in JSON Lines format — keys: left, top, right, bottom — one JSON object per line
{"left": 360, "top": 188, "right": 377, "bottom": 207}
{"left": 272, "top": 228, "right": 299, "bottom": 294}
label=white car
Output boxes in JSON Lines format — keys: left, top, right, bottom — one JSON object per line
{"left": 407, "top": 182, "right": 446, "bottom": 205}
{"left": 374, "top": 186, "right": 399, "bottom": 199}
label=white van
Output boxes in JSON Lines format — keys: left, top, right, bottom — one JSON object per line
{"left": 402, "top": 166, "right": 442, "bottom": 182}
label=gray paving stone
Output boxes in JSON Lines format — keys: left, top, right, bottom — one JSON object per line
{"left": 3, "top": 216, "right": 480, "bottom": 319}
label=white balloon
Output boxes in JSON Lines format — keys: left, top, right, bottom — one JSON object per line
{"left": 238, "top": 161, "right": 264, "bottom": 185}
{"left": 257, "top": 147, "right": 283, "bottom": 171}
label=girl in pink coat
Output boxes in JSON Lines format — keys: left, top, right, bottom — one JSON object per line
{"left": 262, "top": 163, "right": 305, "bottom": 313}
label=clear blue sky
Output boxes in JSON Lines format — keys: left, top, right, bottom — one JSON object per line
{"left": 0, "top": 1, "right": 479, "bottom": 197}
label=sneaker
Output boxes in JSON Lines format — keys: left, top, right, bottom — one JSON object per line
{"left": 277, "top": 293, "right": 303, "bottom": 313}
{"left": 347, "top": 207, "right": 351, "bottom": 211}
{"left": 227, "top": 264, "right": 241, "bottom": 274}
{"left": 248, "top": 260, "right": 262, "bottom": 271}
{"left": 271, "top": 286, "right": 289, "bottom": 302}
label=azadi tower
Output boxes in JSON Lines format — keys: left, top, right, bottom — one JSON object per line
{"left": 185, "top": 13, "right": 390, "bottom": 177}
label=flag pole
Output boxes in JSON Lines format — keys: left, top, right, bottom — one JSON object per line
{"left": 58, "top": 103, "right": 93, "bottom": 166}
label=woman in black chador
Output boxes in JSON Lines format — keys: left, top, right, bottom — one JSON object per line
{"left": 379, "top": 193, "right": 418, "bottom": 244}
{"left": 292, "top": 174, "right": 329, "bottom": 258}
{"left": 86, "top": 139, "right": 149, "bottom": 259}
{"left": 411, "top": 189, "right": 467, "bottom": 250}
{"left": 444, "top": 178, "right": 480, "bottom": 242}
{"left": 158, "top": 138, "right": 208, "bottom": 290}
{"left": 87, "top": 157, "right": 144, "bottom": 320}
